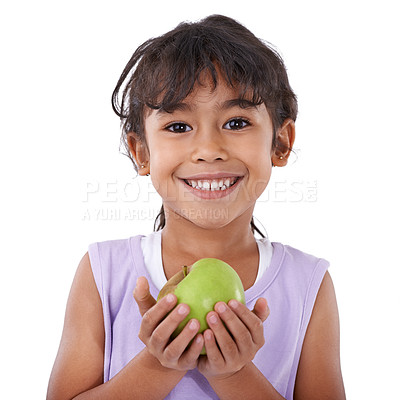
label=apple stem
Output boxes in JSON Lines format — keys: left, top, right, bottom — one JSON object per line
{"left": 182, "top": 265, "right": 188, "bottom": 277}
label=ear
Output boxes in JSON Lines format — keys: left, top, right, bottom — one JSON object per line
{"left": 127, "top": 132, "right": 150, "bottom": 176}
{"left": 271, "top": 119, "right": 296, "bottom": 167}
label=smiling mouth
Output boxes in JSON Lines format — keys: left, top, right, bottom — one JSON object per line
{"left": 182, "top": 177, "right": 241, "bottom": 191}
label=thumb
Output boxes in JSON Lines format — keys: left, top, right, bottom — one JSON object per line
{"left": 252, "top": 297, "right": 270, "bottom": 323}
{"left": 133, "top": 276, "right": 156, "bottom": 316}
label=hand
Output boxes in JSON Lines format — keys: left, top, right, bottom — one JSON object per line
{"left": 198, "top": 298, "right": 269, "bottom": 380}
{"left": 133, "top": 276, "right": 204, "bottom": 371}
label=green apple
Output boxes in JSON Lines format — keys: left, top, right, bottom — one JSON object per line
{"left": 157, "top": 258, "right": 245, "bottom": 353}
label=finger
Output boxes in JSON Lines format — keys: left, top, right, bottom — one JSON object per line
{"left": 183, "top": 333, "right": 204, "bottom": 362}
{"left": 207, "top": 308, "right": 239, "bottom": 361}
{"left": 164, "top": 319, "right": 202, "bottom": 367}
{"left": 133, "top": 276, "right": 157, "bottom": 316}
{"left": 228, "top": 299, "right": 266, "bottom": 347}
{"left": 203, "top": 329, "right": 225, "bottom": 366}
{"left": 150, "top": 303, "right": 190, "bottom": 349}
{"left": 213, "top": 303, "right": 250, "bottom": 357}
{"left": 252, "top": 298, "right": 270, "bottom": 322}
{"left": 138, "top": 293, "right": 177, "bottom": 342}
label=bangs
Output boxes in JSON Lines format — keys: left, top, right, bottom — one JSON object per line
{"left": 136, "top": 29, "right": 269, "bottom": 112}
{"left": 112, "top": 15, "right": 297, "bottom": 137}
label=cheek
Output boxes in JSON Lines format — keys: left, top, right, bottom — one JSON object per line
{"left": 246, "top": 145, "right": 272, "bottom": 199}
{"left": 148, "top": 154, "right": 177, "bottom": 199}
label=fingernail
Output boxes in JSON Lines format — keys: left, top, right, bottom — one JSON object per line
{"left": 204, "top": 330, "right": 213, "bottom": 340}
{"left": 166, "top": 293, "right": 175, "bottom": 303}
{"left": 178, "top": 304, "right": 189, "bottom": 315}
{"left": 189, "top": 320, "right": 198, "bottom": 330}
{"left": 216, "top": 303, "right": 226, "bottom": 313}
{"left": 209, "top": 314, "right": 218, "bottom": 324}
{"left": 228, "top": 299, "right": 239, "bottom": 308}
{"left": 195, "top": 334, "right": 203, "bottom": 344}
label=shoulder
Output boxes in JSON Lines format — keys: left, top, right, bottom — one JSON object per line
{"left": 88, "top": 235, "right": 145, "bottom": 277}
{"left": 274, "top": 242, "right": 329, "bottom": 269}
{"left": 87, "top": 235, "right": 157, "bottom": 308}
{"left": 268, "top": 243, "right": 332, "bottom": 343}
{"left": 88, "top": 235, "right": 143, "bottom": 260}
{"left": 270, "top": 242, "right": 330, "bottom": 293}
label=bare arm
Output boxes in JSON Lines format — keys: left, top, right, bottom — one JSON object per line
{"left": 294, "top": 271, "right": 346, "bottom": 400}
{"left": 47, "top": 253, "right": 105, "bottom": 399}
{"left": 46, "top": 254, "right": 196, "bottom": 400}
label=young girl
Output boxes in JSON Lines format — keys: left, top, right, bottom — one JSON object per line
{"left": 47, "top": 15, "right": 346, "bottom": 400}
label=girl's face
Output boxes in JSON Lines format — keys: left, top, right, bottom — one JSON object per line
{"left": 139, "top": 80, "right": 282, "bottom": 230}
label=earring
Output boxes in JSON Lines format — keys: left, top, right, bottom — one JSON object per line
{"left": 140, "top": 165, "right": 150, "bottom": 176}
{"left": 272, "top": 156, "right": 284, "bottom": 167}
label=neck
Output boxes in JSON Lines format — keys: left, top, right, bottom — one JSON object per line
{"left": 161, "top": 205, "right": 257, "bottom": 262}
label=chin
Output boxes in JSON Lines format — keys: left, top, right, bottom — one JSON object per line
{"left": 178, "top": 207, "right": 232, "bottom": 229}
{"left": 193, "top": 219, "right": 231, "bottom": 231}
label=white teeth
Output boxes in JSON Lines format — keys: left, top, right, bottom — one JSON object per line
{"left": 186, "top": 177, "right": 238, "bottom": 191}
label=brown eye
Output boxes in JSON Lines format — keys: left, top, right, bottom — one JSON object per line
{"left": 224, "top": 118, "right": 250, "bottom": 130}
{"left": 166, "top": 122, "right": 192, "bottom": 133}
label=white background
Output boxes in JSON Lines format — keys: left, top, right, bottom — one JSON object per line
{"left": 1, "top": 1, "right": 399, "bottom": 398}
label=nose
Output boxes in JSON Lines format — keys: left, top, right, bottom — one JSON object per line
{"left": 190, "top": 127, "right": 228, "bottom": 163}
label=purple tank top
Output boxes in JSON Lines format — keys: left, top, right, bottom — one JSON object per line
{"left": 88, "top": 235, "right": 329, "bottom": 399}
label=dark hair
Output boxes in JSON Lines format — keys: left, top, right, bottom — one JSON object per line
{"left": 112, "top": 15, "right": 298, "bottom": 235}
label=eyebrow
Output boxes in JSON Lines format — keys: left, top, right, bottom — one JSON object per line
{"left": 154, "top": 102, "right": 191, "bottom": 115}
{"left": 219, "top": 98, "right": 260, "bottom": 110}
{"left": 156, "top": 98, "right": 260, "bottom": 115}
